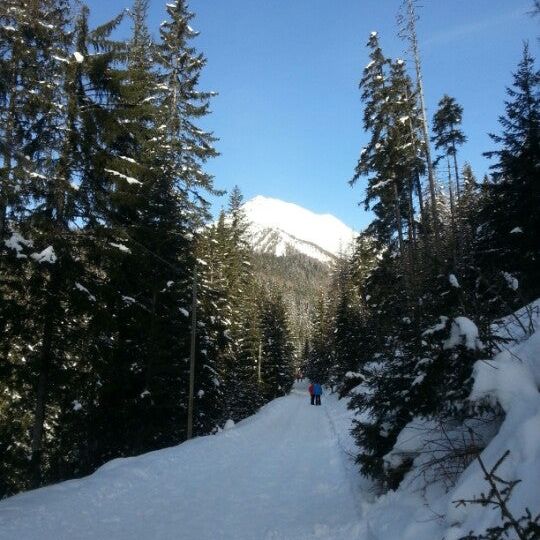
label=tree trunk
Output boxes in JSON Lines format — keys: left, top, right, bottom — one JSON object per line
{"left": 406, "top": 0, "right": 439, "bottom": 247}
{"left": 30, "top": 264, "right": 61, "bottom": 488}
{"left": 447, "top": 158, "right": 458, "bottom": 269}
{"left": 406, "top": 177, "right": 418, "bottom": 283}
{"left": 0, "top": 66, "right": 17, "bottom": 238}
{"left": 393, "top": 181, "right": 406, "bottom": 260}
{"left": 452, "top": 146, "right": 460, "bottom": 200}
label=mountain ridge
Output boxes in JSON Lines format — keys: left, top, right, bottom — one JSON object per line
{"left": 242, "top": 195, "right": 356, "bottom": 264}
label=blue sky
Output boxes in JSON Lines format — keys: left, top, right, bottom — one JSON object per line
{"left": 87, "top": 0, "right": 539, "bottom": 231}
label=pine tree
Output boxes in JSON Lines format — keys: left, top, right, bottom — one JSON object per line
{"left": 221, "top": 188, "right": 263, "bottom": 420}
{"left": 0, "top": 0, "right": 227, "bottom": 496}
{"left": 191, "top": 244, "right": 229, "bottom": 435}
{"left": 432, "top": 94, "right": 467, "bottom": 195}
{"left": 259, "top": 292, "right": 295, "bottom": 400}
{"left": 305, "top": 290, "right": 333, "bottom": 384}
{"left": 0, "top": 0, "right": 138, "bottom": 495}
{"left": 456, "top": 163, "right": 481, "bottom": 259}
{"left": 432, "top": 96, "right": 467, "bottom": 265}
{"left": 157, "top": 0, "right": 219, "bottom": 222}
{"left": 479, "top": 44, "right": 540, "bottom": 301}
{"left": 90, "top": 0, "right": 222, "bottom": 455}
{"left": 328, "top": 258, "right": 365, "bottom": 392}
{"left": 398, "top": 0, "right": 440, "bottom": 244}
{"left": 352, "top": 34, "right": 427, "bottom": 278}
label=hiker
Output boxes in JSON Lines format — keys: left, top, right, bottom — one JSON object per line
{"left": 308, "top": 382, "right": 315, "bottom": 405}
{"left": 313, "top": 383, "right": 322, "bottom": 406}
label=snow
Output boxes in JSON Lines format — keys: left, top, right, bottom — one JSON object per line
{"left": 2, "top": 300, "right": 539, "bottom": 540}
{"left": 30, "top": 246, "right": 57, "bottom": 264}
{"left": 52, "top": 54, "right": 70, "bottom": 63}
{"left": 449, "top": 273, "right": 460, "bottom": 288}
{"left": 241, "top": 196, "right": 356, "bottom": 264}
{"left": 502, "top": 271, "right": 519, "bottom": 290}
{"left": 0, "top": 383, "right": 365, "bottom": 540}
{"left": 223, "top": 418, "right": 235, "bottom": 430}
{"left": 423, "top": 316, "right": 448, "bottom": 336}
{"left": 447, "top": 300, "right": 540, "bottom": 536}
{"left": 443, "top": 316, "right": 482, "bottom": 350}
{"left": 118, "top": 156, "right": 137, "bottom": 164}
{"left": 104, "top": 169, "right": 142, "bottom": 185}
{"left": 1, "top": 302, "right": 538, "bottom": 540}
{"left": 73, "top": 51, "right": 84, "bottom": 63}
{"left": 361, "top": 299, "right": 540, "bottom": 539}
{"left": 75, "top": 282, "right": 96, "bottom": 302}
{"left": 110, "top": 242, "right": 131, "bottom": 253}
{"left": 398, "top": 142, "right": 413, "bottom": 150}
{"left": 72, "top": 401, "right": 83, "bottom": 411}
{"left": 4, "top": 232, "right": 33, "bottom": 258}
{"left": 371, "top": 179, "right": 392, "bottom": 191}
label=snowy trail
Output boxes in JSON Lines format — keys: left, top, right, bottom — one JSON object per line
{"left": 0, "top": 383, "right": 364, "bottom": 540}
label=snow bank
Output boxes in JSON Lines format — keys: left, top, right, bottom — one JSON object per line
{"left": 362, "top": 299, "right": 540, "bottom": 539}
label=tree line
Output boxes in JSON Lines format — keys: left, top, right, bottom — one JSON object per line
{"left": 0, "top": 0, "right": 295, "bottom": 498}
{"left": 306, "top": 0, "right": 539, "bottom": 503}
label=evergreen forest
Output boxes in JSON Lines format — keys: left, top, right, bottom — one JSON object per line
{"left": 1, "top": 1, "right": 539, "bottom": 539}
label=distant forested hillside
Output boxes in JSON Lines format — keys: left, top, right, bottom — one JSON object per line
{"left": 252, "top": 250, "right": 331, "bottom": 350}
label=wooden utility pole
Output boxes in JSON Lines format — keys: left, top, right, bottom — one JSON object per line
{"left": 257, "top": 342, "right": 262, "bottom": 383}
{"left": 186, "top": 264, "right": 197, "bottom": 440}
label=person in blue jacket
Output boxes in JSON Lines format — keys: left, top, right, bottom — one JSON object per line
{"left": 313, "top": 383, "right": 322, "bottom": 406}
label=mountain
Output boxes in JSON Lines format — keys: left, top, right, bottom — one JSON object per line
{"left": 238, "top": 196, "right": 355, "bottom": 347}
{"left": 242, "top": 196, "right": 356, "bottom": 264}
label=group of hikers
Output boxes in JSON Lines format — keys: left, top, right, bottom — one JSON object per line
{"left": 295, "top": 371, "right": 323, "bottom": 405}
{"left": 308, "top": 382, "right": 323, "bottom": 406}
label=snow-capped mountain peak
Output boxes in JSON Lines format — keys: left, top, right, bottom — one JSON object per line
{"left": 242, "top": 196, "right": 356, "bottom": 264}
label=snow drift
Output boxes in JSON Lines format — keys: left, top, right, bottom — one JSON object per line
{"left": 360, "top": 300, "right": 540, "bottom": 539}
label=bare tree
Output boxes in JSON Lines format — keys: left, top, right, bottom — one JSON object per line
{"left": 454, "top": 451, "right": 540, "bottom": 540}
{"left": 398, "top": 0, "right": 440, "bottom": 247}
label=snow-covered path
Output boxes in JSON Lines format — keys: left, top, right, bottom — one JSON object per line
{"left": 0, "top": 384, "right": 364, "bottom": 540}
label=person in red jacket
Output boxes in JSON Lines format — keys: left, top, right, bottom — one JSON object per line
{"left": 308, "top": 383, "right": 315, "bottom": 405}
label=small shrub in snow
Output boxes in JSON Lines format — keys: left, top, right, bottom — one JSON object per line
{"left": 454, "top": 451, "right": 540, "bottom": 540}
